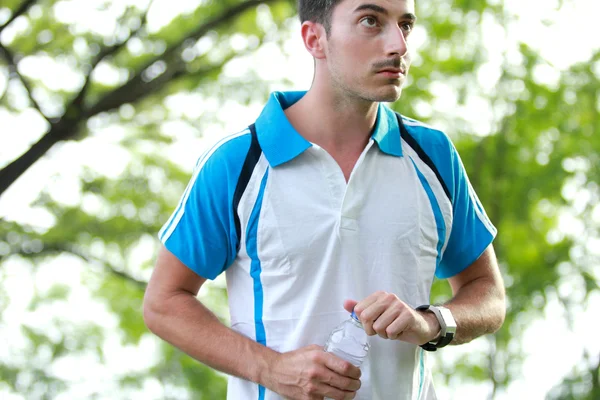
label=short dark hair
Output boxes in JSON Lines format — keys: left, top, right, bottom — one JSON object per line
{"left": 297, "top": 0, "right": 344, "bottom": 33}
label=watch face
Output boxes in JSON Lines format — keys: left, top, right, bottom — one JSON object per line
{"left": 438, "top": 307, "right": 457, "bottom": 334}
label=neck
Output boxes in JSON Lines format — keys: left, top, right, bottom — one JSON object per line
{"left": 284, "top": 82, "right": 379, "bottom": 152}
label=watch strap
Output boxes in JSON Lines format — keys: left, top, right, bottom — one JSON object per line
{"left": 416, "top": 304, "right": 455, "bottom": 352}
{"left": 434, "top": 330, "right": 454, "bottom": 348}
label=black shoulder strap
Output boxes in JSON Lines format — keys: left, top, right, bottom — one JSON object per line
{"left": 396, "top": 113, "right": 452, "bottom": 202}
{"left": 232, "top": 124, "right": 263, "bottom": 250}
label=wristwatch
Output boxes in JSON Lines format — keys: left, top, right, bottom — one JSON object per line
{"left": 416, "top": 305, "right": 457, "bottom": 351}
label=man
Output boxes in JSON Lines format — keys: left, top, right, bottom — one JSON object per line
{"left": 143, "top": 0, "right": 506, "bottom": 399}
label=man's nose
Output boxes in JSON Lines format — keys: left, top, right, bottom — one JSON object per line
{"left": 384, "top": 25, "right": 409, "bottom": 57}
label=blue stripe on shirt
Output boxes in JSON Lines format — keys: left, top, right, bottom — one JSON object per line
{"left": 410, "top": 157, "right": 447, "bottom": 269}
{"left": 245, "top": 169, "right": 269, "bottom": 400}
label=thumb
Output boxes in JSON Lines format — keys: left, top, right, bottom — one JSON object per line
{"left": 343, "top": 299, "right": 358, "bottom": 314}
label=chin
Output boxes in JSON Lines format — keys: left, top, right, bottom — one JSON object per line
{"left": 346, "top": 81, "right": 404, "bottom": 103}
{"left": 371, "top": 86, "right": 403, "bottom": 103}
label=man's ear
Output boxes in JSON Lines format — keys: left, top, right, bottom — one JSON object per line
{"left": 300, "top": 21, "right": 327, "bottom": 60}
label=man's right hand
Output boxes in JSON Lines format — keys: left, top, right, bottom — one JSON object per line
{"left": 263, "top": 344, "right": 361, "bottom": 400}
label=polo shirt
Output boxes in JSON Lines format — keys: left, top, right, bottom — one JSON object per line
{"left": 159, "top": 91, "right": 497, "bottom": 400}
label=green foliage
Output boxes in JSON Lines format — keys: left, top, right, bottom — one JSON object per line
{"left": 391, "top": 1, "right": 599, "bottom": 397}
{"left": 547, "top": 353, "right": 600, "bottom": 400}
{"left": 0, "top": 0, "right": 292, "bottom": 397}
{"left": 0, "top": 0, "right": 599, "bottom": 398}
{"left": 97, "top": 273, "right": 147, "bottom": 344}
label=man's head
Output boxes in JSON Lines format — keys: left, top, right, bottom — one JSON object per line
{"left": 298, "top": 0, "right": 344, "bottom": 35}
{"left": 298, "top": 0, "right": 416, "bottom": 103}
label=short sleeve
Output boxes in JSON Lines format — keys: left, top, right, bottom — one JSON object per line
{"left": 158, "top": 132, "right": 252, "bottom": 280}
{"left": 437, "top": 141, "right": 497, "bottom": 279}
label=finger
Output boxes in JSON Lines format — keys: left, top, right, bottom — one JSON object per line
{"left": 302, "top": 379, "right": 353, "bottom": 399}
{"left": 353, "top": 292, "right": 383, "bottom": 316}
{"left": 385, "top": 314, "right": 410, "bottom": 340}
{"left": 372, "top": 305, "right": 403, "bottom": 339}
{"left": 359, "top": 301, "right": 392, "bottom": 336}
{"left": 320, "top": 383, "right": 357, "bottom": 400}
{"left": 306, "top": 362, "right": 357, "bottom": 386}
{"left": 323, "top": 371, "right": 361, "bottom": 392}
{"left": 309, "top": 362, "right": 360, "bottom": 393}
{"left": 323, "top": 353, "right": 362, "bottom": 380}
{"left": 343, "top": 299, "right": 358, "bottom": 313}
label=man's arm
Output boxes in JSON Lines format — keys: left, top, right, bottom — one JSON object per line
{"left": 143, "top": 246, "right": 272, "bottom": 383}
{"left": 346, "top": 245, "right": 505, "bottom": 346}
{"left": 143, "top": 246, "right": 361, "bottom": 400}
{"left": 442, "top": 244, "right": 505, "bottom": 344}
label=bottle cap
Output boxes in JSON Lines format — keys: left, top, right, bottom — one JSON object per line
{"left": 351, "top": 310, "right": 360, "bottom": 322}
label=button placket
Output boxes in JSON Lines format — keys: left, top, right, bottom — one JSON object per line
{"left": 311, "top": 144, "right": 347, "bottom": 210}
{"left": 339, "top": 140, "right": 375, "bottom": 227}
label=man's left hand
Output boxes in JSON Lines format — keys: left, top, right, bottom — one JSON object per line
{"left": 344, "top": 293, "right": 440, "bottom": 346}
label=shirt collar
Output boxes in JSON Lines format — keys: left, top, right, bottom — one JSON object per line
{"left": 372, "top": 101, "right": 403, "bottom": 157}
{"left": 255, "top": 91, "right": 403, "bottom": 167}
{"left": 255, "top": 91, "right": 311, "bottom": 167}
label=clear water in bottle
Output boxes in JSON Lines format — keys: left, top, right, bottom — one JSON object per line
{"left": 324, "top": 311, "right": 369, "bottom": 367}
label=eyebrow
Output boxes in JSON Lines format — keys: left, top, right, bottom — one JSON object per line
{"left": 353, "top": 4, "right": 417, "bottom": 21}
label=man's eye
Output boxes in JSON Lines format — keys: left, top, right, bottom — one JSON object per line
{"left": 401, "top": 23, "right": 414, "bottom": 33}
{"left": 360, "top": 17, "right": 378, "bottom": 28}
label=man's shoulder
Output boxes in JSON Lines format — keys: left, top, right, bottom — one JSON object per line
{"left": 196, "top": 127, "right": 255, "bottom": 170}
{"left": 397, "top": 114, "right": 453, "bottom": 149}
{"left": 395, "top": 114, "right": 458, "bottom": 186}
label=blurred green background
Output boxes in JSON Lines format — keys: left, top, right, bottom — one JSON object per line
{"left": 0, "top": 0, "right": 598, "bottom": 399}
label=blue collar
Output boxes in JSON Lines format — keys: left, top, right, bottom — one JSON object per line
{"left": 254, "top": 91, "right": 403, "bottom": 167}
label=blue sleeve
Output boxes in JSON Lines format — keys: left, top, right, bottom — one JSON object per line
{"left": 436, "top": 140, "right": 497, "bottom": 279}
{"left": 158, "top": 133, "right": 251, "bottom": 280}
{"left": 401, "top": 118, "right": 497, "bottom": 279}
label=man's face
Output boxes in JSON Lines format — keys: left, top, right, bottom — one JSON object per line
{"left": 323, "top": 0, "right": 416, "bottom": 103}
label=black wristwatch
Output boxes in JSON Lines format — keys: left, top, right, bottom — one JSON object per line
{"left": 416, "top": 305, "right": 457, "bottom": 351}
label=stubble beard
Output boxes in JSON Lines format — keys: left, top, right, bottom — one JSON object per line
{"left": 327, "top": 53, "right": 404, "bottom": 104}
{"left": 331, "top": 69, "right": 404, "bottom": 104}
{"left": 325, "top": 37, "right": 406, "bottom": 105}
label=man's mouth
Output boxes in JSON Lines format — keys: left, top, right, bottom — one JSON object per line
{"left": 377, "top": 68, "right": 406, "bottom": 77}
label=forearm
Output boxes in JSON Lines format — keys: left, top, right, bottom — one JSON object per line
{"left": 144, "top": 291, "right": 276, "bottom": 385}
{"left": 443, "top": 276, "right": 506, "bottom": 344}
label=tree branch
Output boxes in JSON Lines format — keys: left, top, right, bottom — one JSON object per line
{"left": 0, "top": 0, "right": 277, "bottom": 198}
{"left": 0, "top": 0, "right": 38, "bottom": 35}
{"left": 83, "top": 0, "right": 277, "bottom": 117}
{"left": 0, "top": 41, "right": 52, "bottom": 125}
{"left": 68, "top": 0, "right": 155, "bottom": 112}
{"left": 131, "top": 0, "right": 277, "bottom": 83}
{"left": 66, "top": 246, "right": 148, "bottom": 290}
{"left": 0, "top": 126, "right": 61, "bottom": 196}
{"left": 86, "top": 47, "right": 243, "bottom": 117}
{"left": 6, "top": 242, "right": 147, "bottom": 290}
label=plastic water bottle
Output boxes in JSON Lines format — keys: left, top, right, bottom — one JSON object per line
{"left": 324, "top": 311, "right": 370, "bottom": 367}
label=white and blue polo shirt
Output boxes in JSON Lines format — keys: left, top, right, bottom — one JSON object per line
{"left": 159, "top": 91, "right": 497, "bottom": 400}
